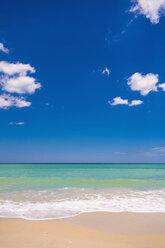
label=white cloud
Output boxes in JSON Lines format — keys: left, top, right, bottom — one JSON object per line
{"left": 109, "top": 97, "right": 143, "bottom": 107}
{"left": 109, "top": 97, "right": 128, "bottom": 106}
{"left": 15, "top": 97, "right": 31, "bottom": 108}
{"left": 130, "top": 0, "right": 165, "bottom": 24}
{"left": 0, "top": 94, "right": 13, "bottom": 109}
{"left": 1, "top": 75, "right": 41, "bottom": 94}
{"left": 9, "top": 122, "right": 24, "bottom": 125}
{"left": 127, "top": 72, "right": 159, "bottom": 95}
{"left": 0, "top": 48, "right": 41, "bottom": 110}
{"left": 0, "top": 61, "right": 35, "bottom": 76}
{"left": 159, "top": 83, "right": 165, "bottom": 91}
{"left": 0, "top": 94, "right": 31, "bottom": 109}
{"left": 101, "top": 67, "right": 110, "bottom": 76}
{"left": 0, "top": 43, "right": 9, "bottom": 53}
{"left": 129, "top": 99, "right": 143, "bottom": 106}
{"left": 152, "top": 147, "right": 165, "bottom": 153}
{"left": 0, "top": 61, "right": 41, "bottom": 95}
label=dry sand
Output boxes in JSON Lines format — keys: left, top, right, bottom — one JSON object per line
{"left": 0, "top": 213, "right": 165, "bottom": 248}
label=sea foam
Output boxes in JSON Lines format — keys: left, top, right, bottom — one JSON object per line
{"left": 0, "top": 188, "right": 165, "bottom": 220}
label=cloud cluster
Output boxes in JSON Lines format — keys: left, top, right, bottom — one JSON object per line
{"left": 130, "top": 0, "right": 165, "bottom": 24}
{"left": 127, "top": 72, "right": 165, "bottom": 95}
{"left": 108, "top": 97, "right": 143, "bottom": 107}
{"left": 107, "top": 2, "right": 165, "bottom": 108}
{"left": 0, "top": 61, "right": 41, "bottom": 94}
{"left": 0, "top": 43, "right": 9, "bottom": 53}
{"left": 0, "top": 44, "right": 41, "bottom": 109}
{"left": 109, "top": 71, "right": 165, "bottom": 107}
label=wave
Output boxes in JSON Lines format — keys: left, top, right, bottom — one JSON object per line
{"left": 0, "top": 188, "right": 165, "bottom": 219}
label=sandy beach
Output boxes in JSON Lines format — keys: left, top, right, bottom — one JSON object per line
{"left": 0, "top": 212, "right": 165, "bottom": 248}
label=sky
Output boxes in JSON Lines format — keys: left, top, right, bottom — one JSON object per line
{"left": 0, "top": 0, "right": 165, "bottom": 163}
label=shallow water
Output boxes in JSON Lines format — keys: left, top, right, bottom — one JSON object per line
{"left": 0, "top": 163, "right": 165, "bottom": 219}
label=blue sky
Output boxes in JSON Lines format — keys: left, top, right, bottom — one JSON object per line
{"left": 0, "top": 0, "right": 165, "bottom": 163}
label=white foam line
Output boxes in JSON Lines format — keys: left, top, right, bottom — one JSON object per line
{"left": 1, "top": 189, "right": 165, "bottom": 219}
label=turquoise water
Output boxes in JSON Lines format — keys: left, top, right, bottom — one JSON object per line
{"left": 0, "top": 163, "right": 165, "bottom": 191}
{"left": 0, "top": 163, "right": 165, "bottom": 219}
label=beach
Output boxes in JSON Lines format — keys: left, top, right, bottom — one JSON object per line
{"left": 1, "top": 164, "right": 165, "bottom": 247}
{"left": 1, "top": 212, "right": 165, "bottom": 248}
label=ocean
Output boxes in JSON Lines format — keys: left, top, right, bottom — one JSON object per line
{"left": 0, "top": 163, "right": 165, "bottom": 220}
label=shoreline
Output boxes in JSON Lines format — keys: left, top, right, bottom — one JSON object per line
{"left": 0, "top": 212, "right": 165, "bottom": 248}
{"left": 1, "top": 212, "right": 165, "bottom": 234}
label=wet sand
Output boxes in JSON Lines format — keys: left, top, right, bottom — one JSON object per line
{"left": 63, "top": 212, "right": 165, "bottom": 234}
